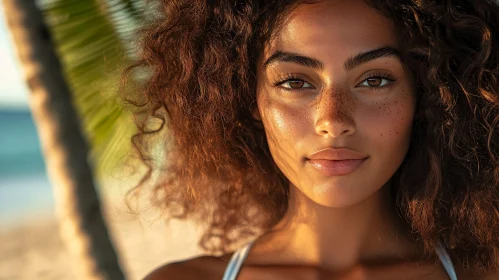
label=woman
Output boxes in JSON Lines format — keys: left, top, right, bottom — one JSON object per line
{"left": 125, "top": 0, "right": 499, "bottom": 279}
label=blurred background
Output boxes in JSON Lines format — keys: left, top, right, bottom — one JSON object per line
{"left": 0, "top": 1, "right": 202, "bottom": 279}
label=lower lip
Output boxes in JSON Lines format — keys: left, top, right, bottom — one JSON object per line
{"left": 307, "top": 158, "right": 368, "bottom": 176}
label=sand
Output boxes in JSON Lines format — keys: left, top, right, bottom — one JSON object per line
{"left": 0, "top": 215, "right": 74, "bottom": 280}
{"left": 0, "top": 191, "right": 205, "bottom": 280}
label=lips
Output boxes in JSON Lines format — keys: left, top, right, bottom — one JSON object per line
{"left": 307, "top": 148, "right": 368, "bottom": 161}
{"left": 307, "top": 148, "right": 369, "bottom": 176}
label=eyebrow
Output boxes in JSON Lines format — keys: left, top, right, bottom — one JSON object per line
{"left": 263, "top": 46, "right": 401, "bottom": 71}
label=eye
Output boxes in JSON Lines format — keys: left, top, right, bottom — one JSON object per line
{"left": 280, "top": 79, "right": 314, "bottom": 90}
{"left": 357, "top": 76, "right": 393, "bottom": 88}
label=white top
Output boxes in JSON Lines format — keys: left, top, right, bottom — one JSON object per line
{"left": 222, "top": 240, "right": 457, "bottom": 280}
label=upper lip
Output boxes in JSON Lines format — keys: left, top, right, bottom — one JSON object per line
{"left": 307, "top": 148, "right": 369, "bottom": 161}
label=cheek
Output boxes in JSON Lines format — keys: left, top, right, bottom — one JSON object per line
{"left": 258, "top": 95, "right": 311, "bottom": 177}
{"left": 262, "top": 105, "right": 294, "bottom": 142}
{"left": 360, "top": 93, "right": 415, "bottom": 155}
{"left": 259, "top": 94, "right": 310, "bottom": 144}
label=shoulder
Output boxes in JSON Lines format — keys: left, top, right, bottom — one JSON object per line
{"left": 143, "top": 254, "right": 231, "bottom": 280}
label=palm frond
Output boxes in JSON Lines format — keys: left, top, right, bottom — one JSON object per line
{"left": 40, "top": 0, "right": 146, "bottom": 178}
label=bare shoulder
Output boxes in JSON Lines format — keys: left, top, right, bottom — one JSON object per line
{"left": 143, "top": 255, "right": 231, "bottom": 280}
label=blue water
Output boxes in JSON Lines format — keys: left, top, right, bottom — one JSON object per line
{"left": 0, "top": 109, "right": 55, "bottom": 224}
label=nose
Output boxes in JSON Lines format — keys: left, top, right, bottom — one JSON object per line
{"left": 314, "top": 90, "right": 355, "bottom": 137}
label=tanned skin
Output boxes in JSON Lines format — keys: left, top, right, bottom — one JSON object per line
{"left": 144, "top": 0, "right": 499, "bottom": 279}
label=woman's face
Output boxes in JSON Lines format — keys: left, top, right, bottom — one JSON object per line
{"left": 255, "top": 0, "right": 416, "bottom": 207}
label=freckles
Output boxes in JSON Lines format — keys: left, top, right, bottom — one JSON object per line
{"left": 361, "top": 92, "right": 414, "bottom": 139}
{"left": 388, "top": 94, "right": 415, "bottom": 137}
{"left": 315, "top": 87, "right": 354, "bottom": 124}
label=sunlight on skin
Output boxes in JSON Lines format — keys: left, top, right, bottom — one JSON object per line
{"left": 255, "top": 0, "right": 415, "bottom": 208}
{"left": 248, "top": 0, "right": 421, "bottom": 272}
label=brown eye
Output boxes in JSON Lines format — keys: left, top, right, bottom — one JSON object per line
{"left": 288, "top": 80, "right": 304, "bottom": 89}
{"left": 281, "top": 79, "right": 314, "bottom": 90}
{"left": 358, "top": 76, "right": 391, "bottom": 88}
{"left": 366, "top": 78, "right": 382, "bottom": 87}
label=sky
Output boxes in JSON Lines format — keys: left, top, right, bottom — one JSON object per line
{"left": 0, "top": 2, "right": 30, "bottom": 109}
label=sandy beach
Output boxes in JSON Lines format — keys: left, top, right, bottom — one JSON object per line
{"left": 0, "top": 109, "right": 208, "bottom": 280}
{"left": 0, "top": 190, "right": 205, "bottom": 280}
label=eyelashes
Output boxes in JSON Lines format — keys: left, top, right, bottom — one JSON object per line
{"left": 271, "top": 73, "right": 311, "bottom": 89}
{"left": 272, "top": 73, "right": 315, "bottom": 91}
{"left": 356, "top": 72, "right": 396, "bottom": 91}
{"left": 271, "top": 71, "right": 397, "bottom": 92}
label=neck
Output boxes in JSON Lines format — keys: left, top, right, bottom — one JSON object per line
{"left": 249, "top": 182, "right": 421, "bottom": 270}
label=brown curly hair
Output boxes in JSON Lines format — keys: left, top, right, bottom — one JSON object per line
{"left": 123, "top": 0, "right": 499, "bottom": 273}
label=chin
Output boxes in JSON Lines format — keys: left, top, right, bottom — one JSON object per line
{"left": 300, "top": 178, "right": 386, "bottom": 208}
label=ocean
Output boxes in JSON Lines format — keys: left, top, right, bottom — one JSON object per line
{"left": 0, "top": 109, "right": 54, "bottom": 225}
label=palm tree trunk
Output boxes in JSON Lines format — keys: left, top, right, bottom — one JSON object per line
{"left": 1, "top": 1, "right": 125, "bottom": 279}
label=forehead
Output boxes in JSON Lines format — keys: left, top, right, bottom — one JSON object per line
{"left": 262, "top": 0, "right": 397, "bottom": 64}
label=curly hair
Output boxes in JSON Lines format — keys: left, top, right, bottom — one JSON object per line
{"left": 123, "top": 0, "right": 499, "bottom": 273}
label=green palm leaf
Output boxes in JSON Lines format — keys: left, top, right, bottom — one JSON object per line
{"left": 40, "top": 0, "right": 145, "bottom": 178}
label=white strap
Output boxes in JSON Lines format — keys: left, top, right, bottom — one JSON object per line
{"left": 222, "top": 240, "right": 457, "bottom": 280}
{"left": 435, "top": 241, "right": 458, "bottom": 280}
{"left": 221, "top": 241, "right": 254, "bottom": 280}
